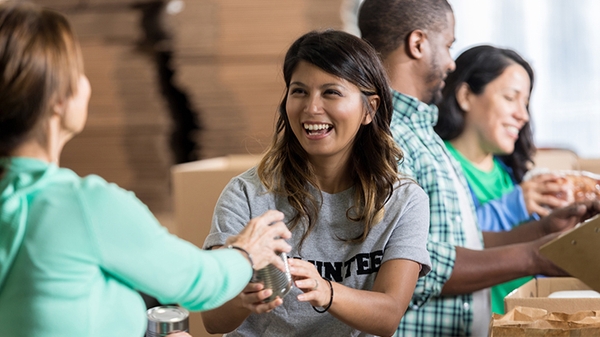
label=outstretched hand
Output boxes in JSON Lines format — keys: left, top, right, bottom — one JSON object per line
{"left": 539, "top": 200, "right": 600, "bottom": 235}
{"left": 225, "top": 210, "right": 292, "bottom": 271}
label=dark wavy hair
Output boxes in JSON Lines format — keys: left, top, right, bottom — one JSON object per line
{"left": 434, "top": 45, "right": 535, "bottom": 182}
{"left": 258, "top": 30, "right": 403, "bottom": 247}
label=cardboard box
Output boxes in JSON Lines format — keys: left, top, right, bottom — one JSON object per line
{"left": 578, "top": 158, "right": 600, "bottom": 175}
{"left": 489, "top": 306, "right": 600, "bottom": 336}
{"left": 171, "top": 154, "right": 261, "bottom": 246}
{"left": 539, "top": 214, "right": 600, "bottom": 292}
{"left": 504, "top": 214, "right": 600, "bottom": 314}
{"left": 533, "top": 148, "right": 580, "bottom": 170}
{"left": 532, "top": 148, "right": 600, "bottom": 174}
{"left": 171, "top": 154, "right": 261, "bottom": 336}
{"left": 504, "top": 277, "right": 600, "bottom": 314}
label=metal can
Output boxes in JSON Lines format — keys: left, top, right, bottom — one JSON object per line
{"left": 146, "top": 305, "right": 189, "bottom": 337}
{"left": 252, "top": 252, "right": 293, "bottom": 303}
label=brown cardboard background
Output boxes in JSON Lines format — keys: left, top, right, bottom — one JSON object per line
{"left": 171, "top": 154, "right": 261, "bottom": 336}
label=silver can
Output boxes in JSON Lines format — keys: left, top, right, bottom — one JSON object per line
{"left": 252, "top": 252, "right": 293, "bottom": 303}
{"left": 146, "top": 305, "right": 189, "bottom": 337}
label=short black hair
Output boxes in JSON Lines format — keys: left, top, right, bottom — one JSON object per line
{"left": 358, "top": 0, "right": 453, "bottom": 57}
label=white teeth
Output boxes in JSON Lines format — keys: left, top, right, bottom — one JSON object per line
{"left": 303, "top": 123, "right": 330, "bottom": 131}
{"left": 506, "top": 126, "right": 519, "bottom": 136}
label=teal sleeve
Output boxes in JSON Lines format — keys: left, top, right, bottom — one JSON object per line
{"left": 78, "top": 176, "right": 252, "bottom": 311}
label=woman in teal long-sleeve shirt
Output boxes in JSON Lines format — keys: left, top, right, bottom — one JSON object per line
{"left": 0, "top": 3, "right": 291, "bottom": 336}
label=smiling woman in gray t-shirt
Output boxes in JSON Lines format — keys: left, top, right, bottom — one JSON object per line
{"left": 200, "top": 30, "right": 431, "bottom": 337}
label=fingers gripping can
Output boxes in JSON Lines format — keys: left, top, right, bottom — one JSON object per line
{"left": 252, "top": 252, "right": 293, "bottom": 303}
{"left": 146, "top": 305, "right": 189, "bottom": 337}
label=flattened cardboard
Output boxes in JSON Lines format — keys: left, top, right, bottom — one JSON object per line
{"left": 539, "top": 214, "right": 600, "bottom": 293}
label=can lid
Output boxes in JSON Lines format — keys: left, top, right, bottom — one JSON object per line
{"left": 147, "top": 306, "right": 189, "bottom": 334}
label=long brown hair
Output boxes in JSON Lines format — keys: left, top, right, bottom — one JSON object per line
{"left": 0, "top": 1, "right": 83, "bottom": 174}
{"left": 258, "top": 30, "right": 403, "bottom": 247}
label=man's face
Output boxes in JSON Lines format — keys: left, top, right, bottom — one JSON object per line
{"left": 423, "top": 12, "right": 456, "bottom": 105}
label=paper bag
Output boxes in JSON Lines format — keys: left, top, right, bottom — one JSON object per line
{"left": 489, "top": 306, "right": 600, "bottom": 337}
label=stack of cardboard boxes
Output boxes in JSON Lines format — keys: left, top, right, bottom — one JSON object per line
{"left": 169, "top": 0, "right": 343, "bottom": 334}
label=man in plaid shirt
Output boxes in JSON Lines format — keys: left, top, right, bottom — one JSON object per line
{"left": 359, "top": 0, "right": 600, "bottom": 336}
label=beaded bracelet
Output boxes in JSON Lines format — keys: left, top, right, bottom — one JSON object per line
{"left": 227, "top": 245, "right": 255, "bottom": 270}
{"left": 312, "top": 278, "right": 333, "bottom": 313}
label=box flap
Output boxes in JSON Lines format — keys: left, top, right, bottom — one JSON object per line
{"left": 539, "top": 214, "right": 600, "bottom": 292}
{"left": 504, "top": 277, "right": 600, "bottom": 314}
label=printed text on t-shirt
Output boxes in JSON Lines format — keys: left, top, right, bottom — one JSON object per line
{"left": 294, "top": 250, "right": 383, "bottom": 282}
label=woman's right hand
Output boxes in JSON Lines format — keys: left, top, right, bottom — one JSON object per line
{"left": 238, "top": 282, "right": 284, "bottom": 313}
{"left": 225, "top": 210, "right": 292, "bottom": 271}
{"left": 520, "top": 173, "right": 570, "bottom": 216}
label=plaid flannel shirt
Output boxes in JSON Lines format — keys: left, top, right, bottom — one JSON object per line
{"left": 391, "top": 90, "right": 481, "bottom": 336}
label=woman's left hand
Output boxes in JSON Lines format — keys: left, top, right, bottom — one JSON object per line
{"left": 288, "top": 258, "right": 332, "bottom": 308}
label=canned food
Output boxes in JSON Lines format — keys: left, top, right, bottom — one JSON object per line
{"left": 146, "top": 305, "right": 189, "bottom": 337}
{"left": 252, "top": 252, "right": 293, "bottom": 303}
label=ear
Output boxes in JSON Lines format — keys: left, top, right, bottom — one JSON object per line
{"left": 406, "top": 29, "right": 427, "bottom": 60}
{"left": 455, "top": 83, "right": 472, "bottom": 112}
{"left": 52, "top": 99, "right": 66, "bottom": 117}
{"left": 362, "top": 96, "right": 379, "bottom": 125}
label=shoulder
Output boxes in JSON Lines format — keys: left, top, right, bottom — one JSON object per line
{"left": 56, "top": 173, "right": 146, "bottom": 215}
{"left": 28, "top": 167, "right": 145, "bottom": 220}
{"left": 392, "top": 179, "right": 428, "bottom": 204}
{"left": 78, "top": 174, "right": 136, "bottom": 201}
{"left": 223, "top": 166, "right": 266, "bottom": 195}
{"left": 234, "top": 166, "right": 261, "bottom": 184}
{"left": 217, "top": 166, "right": 273, "bottom": 209}
{"left": 34, "top": 166, "right": 121, "bottom": 199}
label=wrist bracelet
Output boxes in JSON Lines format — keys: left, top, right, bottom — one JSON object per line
{"left": 312, "top": 278, "right": 333, "bottom": 313}
{"left": 227, "top": 245, "right": 255, "bottom": 270}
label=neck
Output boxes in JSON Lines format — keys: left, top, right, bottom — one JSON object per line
{"left": 449, "top": 135, "right": 494, "bottom": 171}
{"left": 10, "top": 116, "right": 66, "bottom": 165}
{"left": 383, "top": 49, "right": 427, "bottom": 103}
{"left": 309, "top": 157, "right": 352, "bottom": 194}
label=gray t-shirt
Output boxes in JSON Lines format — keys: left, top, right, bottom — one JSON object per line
{"left": 204, "top": 167, "right": 431, "bottom": 337}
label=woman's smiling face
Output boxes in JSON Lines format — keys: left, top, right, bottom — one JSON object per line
{"left": 285, "top": 61, "right": 374, "bottom": 165}
{"left": 462, "top": 63, "right": 531, "bottom": 155}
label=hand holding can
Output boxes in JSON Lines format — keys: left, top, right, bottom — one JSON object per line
{"left": 225, "top": 210, "right": 292, "bottom": 272}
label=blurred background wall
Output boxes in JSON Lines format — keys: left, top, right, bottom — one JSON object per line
{"left": 34, "top": 0, "right": 600, "bottom": 227}
{"left": 32, "top": 0, "right": 344, "bottom": 226}
{"left": 342, "top": 0, "right": 600, "bottom": 159}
